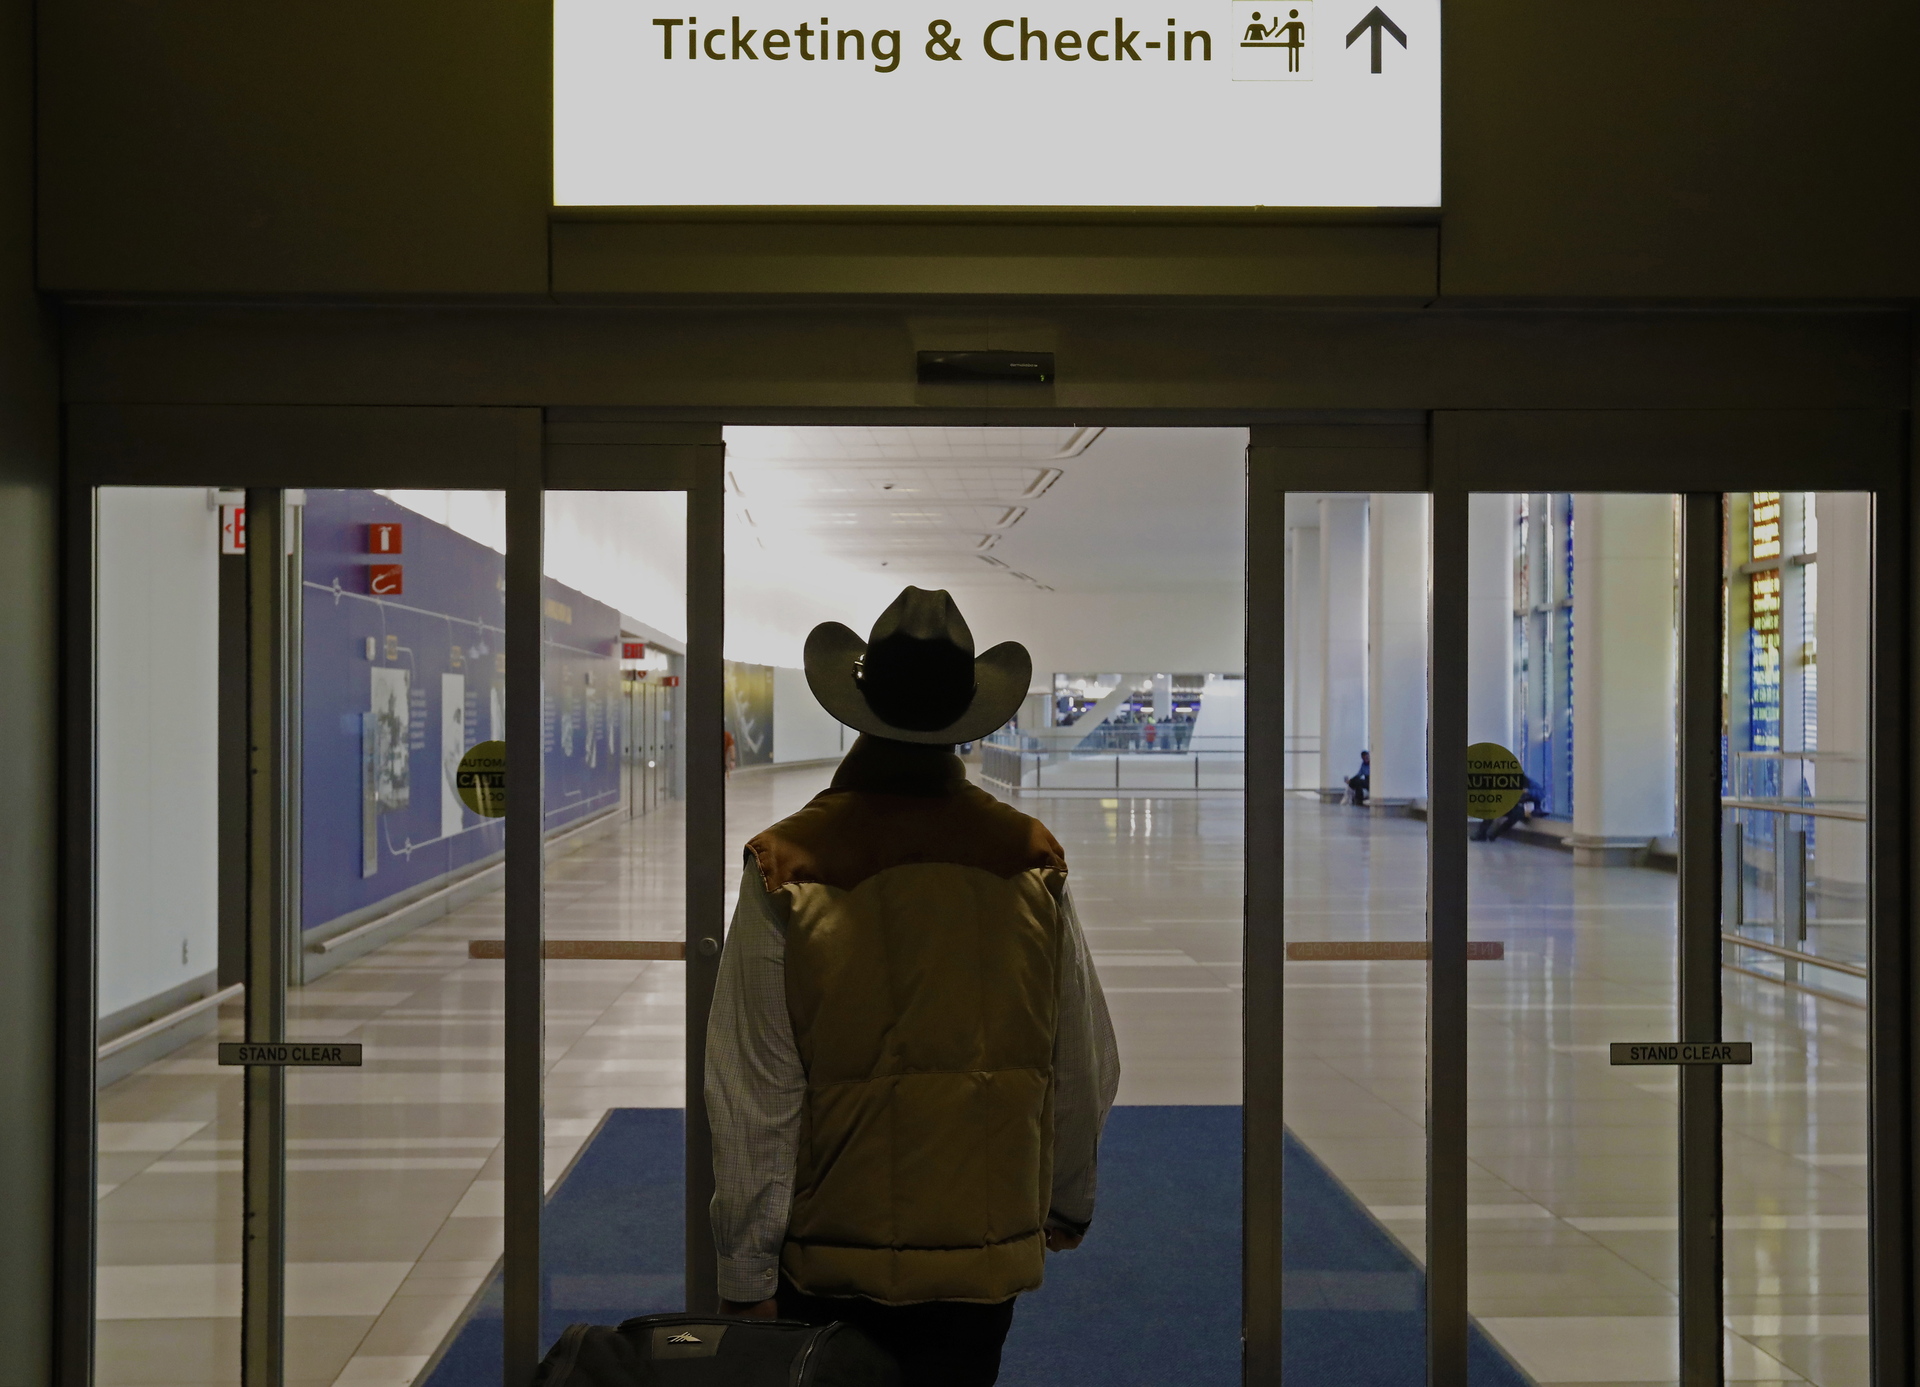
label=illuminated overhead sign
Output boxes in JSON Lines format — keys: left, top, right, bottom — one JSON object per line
{"left": 554, "top": 0, "right": 1440, "bottom": 207}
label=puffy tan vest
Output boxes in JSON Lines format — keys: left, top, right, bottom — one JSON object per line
{"left": 749, "top": 773, "right": 1067, "bottom": 1306}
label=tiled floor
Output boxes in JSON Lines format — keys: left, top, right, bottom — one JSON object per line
{"left": 1275, "top": 801, "right": 1864, "bottom": 1387}
{"left": 94, "top": 769, "right": 1867, "bottom": 1386}
{"left": 95, "top": 774, "right": 743, "bottom": 1387}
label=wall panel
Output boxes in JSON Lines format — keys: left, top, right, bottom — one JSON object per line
{"left": 1, "top": 0, "right": 61, "bottom": 1374}
{"left": 60, "top": 305, "right": 1911, "bottom": 416}
{"left": 1443, "top": 0, "right": 1920, "bottom": 297}
{"left": 1432, "top": 409, "right": 1907, "bottom": 492}
{"left": 37, "top": 0, "right": 549, "bottom": 294}
{"left": 68, "top": 405, "right": 541, "bottom": 488}
{"left": 31, "top": 0, "right": 1920, "bottom": 300}
{"left": 552, "top": 222, "right": 1437, "bottom": 300}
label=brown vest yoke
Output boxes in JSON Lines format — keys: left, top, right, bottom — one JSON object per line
{"left": 747, "top": 736, "right": 1066, "bottom": 892}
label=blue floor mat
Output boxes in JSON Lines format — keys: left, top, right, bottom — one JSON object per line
{"left": 421, "top": 1107, "right": 1530, "bottom": 1386}
{"left": 420, "top": 1109, "right": 687, "bottom": 1387}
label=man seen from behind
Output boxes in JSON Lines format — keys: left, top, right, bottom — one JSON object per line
{"left": 705, "top": 587, "right": 1120, "bottom": 1387}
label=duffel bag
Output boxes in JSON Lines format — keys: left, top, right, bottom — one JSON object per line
{"left": 533, "top": 1313, "right": 900, "bottom": 1387}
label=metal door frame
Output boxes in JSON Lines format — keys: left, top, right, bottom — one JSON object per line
{"left": 56, "top": 404, "right": 1911, "bottom": 1387}
{"left": 53, "top": 407, "right": 726, "bottom": 1387}
{"left": 58, "top": 407, "right": 540, "bottom": 1387}
{"left": 508, "top": 420, "right": 728, "bottom": 1382}
{"left": 1247, "top": 412, "right": 1910, "bottom": 1387}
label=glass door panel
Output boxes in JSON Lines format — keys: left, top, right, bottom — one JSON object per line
{"left": 713, "top": 423, "right": 1252, "bottom": 1377}
{"left": 1465, "top": 492, "right": 1684, "bottom": 1385}
{"left": 1719, "top": 490, "right": 1870, "bottom": 1387}
{"left": 1454, "top": 487, "right": 1872, "bottom": 1387}
{"left": 1282, "top": 491, "right": 1434, "bottom": 1380}
{"left": 279, "top": 487, "right": 510, "bottom": 1387}
{"left": 538, "top": 491, "right": 691, "bottom": 1347}
{"left": 93, "top": 486, "right": 243, "bottom": 1387}
{"left": 621, "top": 656, "right": 681, "bottom": 821}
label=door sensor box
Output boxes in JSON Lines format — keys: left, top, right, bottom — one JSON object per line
{"left": 917, "top": 351, "right": 1055, "bottom": 384}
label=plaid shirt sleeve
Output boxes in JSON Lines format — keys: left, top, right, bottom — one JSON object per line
{"left": 704, "top": 854, "right": 803, "bottom": 1304}
{"left": 1048, "top": 882, "right": 1121, "bottom": 1234}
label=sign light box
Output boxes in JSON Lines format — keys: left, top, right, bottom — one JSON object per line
{"left": 555, "top": 0, "right": 1440, "bottom": 207}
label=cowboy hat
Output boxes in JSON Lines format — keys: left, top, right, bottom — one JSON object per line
{"left": 804, "top": 586, "right": 1031, "bottom": 745}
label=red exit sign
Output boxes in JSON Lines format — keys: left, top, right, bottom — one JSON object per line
{"left": 221, "top": 504, "right": 247, "bottom": 554}
{"left": 368, "top": 523, "right": 403, "bottom": 554}
{"left": 622, "top": 641, "right": 647, "bottom": 659}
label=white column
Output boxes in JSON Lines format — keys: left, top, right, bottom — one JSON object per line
{"left": 1153, "top": 673, "right": 1173, "bottom": 722}
{"left": 1467, "top": 493, "right": 1515, "bottom": 751}
{"left": 1571, "top": 493, "right": 1676, "bottom": 866}
{"left": 1318, "top": 497, "right": 1369, "bottom": 795}
{"left": 1286, "top": 520, "right": 1322, "bottom": 790}
{"left": 1367, "top": 493, "right": 1429, "bottom": 809}
{"left": 1814, "top": 492, "right": 1869, "bottom": 896}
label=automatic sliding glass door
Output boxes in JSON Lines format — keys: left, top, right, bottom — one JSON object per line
{"left": 90, "top": 484, "right": 244, "bottom": 1387}
{"left": 1254, "top": 452, "right": 1895, "bottom": 1387}
{"left": 89, "top": 484, "right": 515, "bottom": 1387}
{"left": 76, "top": 417, "right": 1908, "bottom": 1387}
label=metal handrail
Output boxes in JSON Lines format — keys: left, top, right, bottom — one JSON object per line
{"left": 1721, "top": 931, "right": 1867, "bottom": 980}
{"left": 1721, "top": 796, "right": 1867, "bottom": 823}
{"left": 1723, "top": 961, "right": 1866, "bottom": 1011}
{"left": 1730, "top": 751, "right": 1866, "bottom": 763}
{"left": 1050, "top": 746, "right": 1243, "bottom": 757}
{"left": 980, "top": 746, "right": 1245, "bottom": 792}
{"left": 986, "top": 730, "right": 1244, "bottom": 755}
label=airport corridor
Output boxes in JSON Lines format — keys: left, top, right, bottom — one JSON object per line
{"left": 93, "top": 765, "right": 1863, "bottom": 1387}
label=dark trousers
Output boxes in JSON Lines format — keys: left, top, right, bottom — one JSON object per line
{"left": 779, "top": 1277, "right": 1016, "bottom": 1387}
{"left": 1475, "top": 797, "right": 1538, "bottom": 842}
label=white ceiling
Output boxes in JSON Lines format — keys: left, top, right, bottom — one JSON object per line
{"left": 386, "top": 430, "right": 1249, "bottom": 670}
{"left": 724, "top": 425, "right": 1246, "bottom": 595}
{"left": 725, "top": 425, "right": 1103, "bottom": 464}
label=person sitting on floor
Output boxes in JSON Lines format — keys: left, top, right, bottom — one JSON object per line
{"left": 1474, "top": 772, "right": 1541, "bottom": 842}
{"left": 1346, "top": 749, "right": 1371, "bottom": 806}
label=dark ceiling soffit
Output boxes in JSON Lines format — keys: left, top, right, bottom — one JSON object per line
{"left": 545, "top": 421, "right": 724, "bottom": 447}
{"left": 546, "top": 222, "right": 1439, "bottom": 300}
{"left": 39, "top": 289, "right": 1911, "bottom": 313}
{"left": 544, "top": 446, "right": 717, "bottom": 492}
{"left": 553, "top": 408, "right": 1433, "bottom": 430}
{"left": 66, "top": 404, "right": 540, "bottom": 488}
{"left": 543, "top": 421, "right": 722, "bottom": 492}
{"left": 1248, "top": 409, "right": 1909, "bottom": 494}
{"left": 1432, "top": 410, "right": 1907, "bottom": 493}
{"left": 58, "top": 306, "right": 1905, "bottom": 419}
{"left": 1250, "top": 421, "right": 1431, "bottom": 492}
{"left": 1251, "top": 446, "right": 1431, "bottom": 493}
{"left": 546, "top": 205, "right": 1445, "bottom": 226}
{"left": 63, "top": 404, "right": 1903, "bottom": 492}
